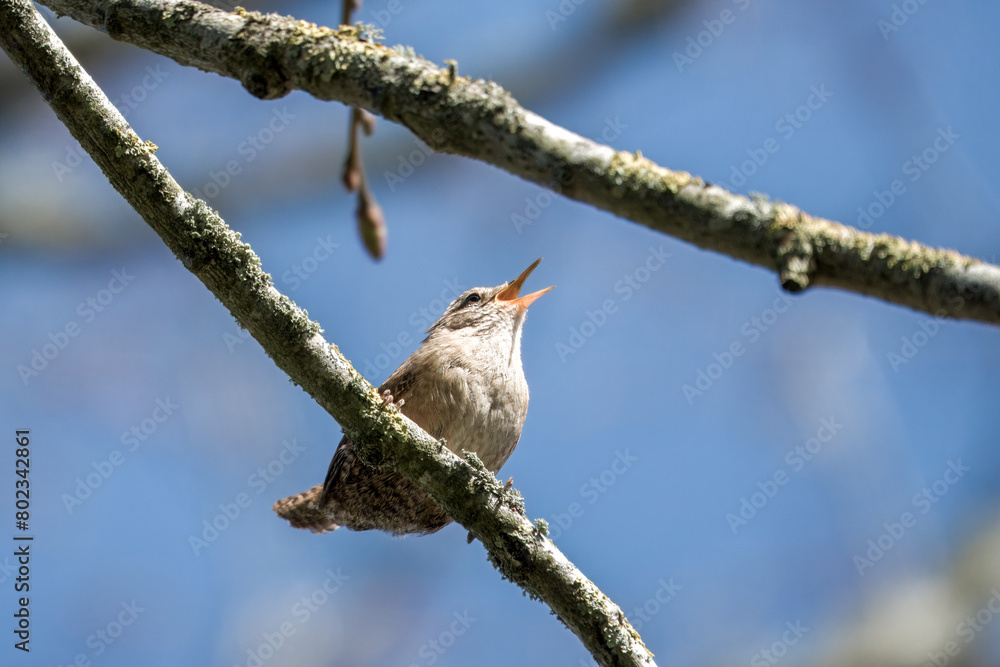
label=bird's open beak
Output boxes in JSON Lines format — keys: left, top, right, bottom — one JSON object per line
{"left": 496, "top": 258, "right": 554, "bottom": 309}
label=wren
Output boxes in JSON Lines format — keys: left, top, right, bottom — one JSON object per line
{"left": 273, "top": 259, "right": 552, "bottom": 535}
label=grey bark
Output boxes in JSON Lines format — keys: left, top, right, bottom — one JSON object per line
{"left": 31, "top": 0, "right": 1000, "bottom": 327}
{"left": 0, "top": 1, "right": 655, "bottom": 665}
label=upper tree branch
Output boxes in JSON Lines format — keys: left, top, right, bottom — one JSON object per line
{"left": 35, "top": 0, "right": 1000, "bottom": 326}
{"left": 0, "top": 2, "right": 653, "bottom": 666}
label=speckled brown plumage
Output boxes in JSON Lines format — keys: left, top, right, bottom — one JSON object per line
{"left": 273, "top": 260, "right": 552, "bottom": 536}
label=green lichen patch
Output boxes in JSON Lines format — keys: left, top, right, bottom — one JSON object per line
{"left": 607, "top": 150, "right": 697, "bottom": 197}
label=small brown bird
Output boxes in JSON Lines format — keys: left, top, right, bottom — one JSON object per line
{"left": 273, "top": 259, "right": 553, "bottom": 535}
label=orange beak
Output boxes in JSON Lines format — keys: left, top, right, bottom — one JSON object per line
{"left": 496, "top": 258, "right": 554, "bottom": 309}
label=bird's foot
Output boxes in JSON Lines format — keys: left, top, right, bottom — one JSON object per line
{"left": 380, "top": 389, "right": 405, "bottom": 410}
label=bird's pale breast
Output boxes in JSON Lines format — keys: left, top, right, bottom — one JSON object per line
{"left": 400, "top": 355, "right": 528, "bottom": 472}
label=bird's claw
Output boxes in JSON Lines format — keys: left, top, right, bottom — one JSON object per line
{"left": 380, "top": 389, "right": 405, "bottom": 410}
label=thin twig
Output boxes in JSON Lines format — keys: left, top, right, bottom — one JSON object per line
{"left": 338, "top": 0, "right": 385, "bottom": 259}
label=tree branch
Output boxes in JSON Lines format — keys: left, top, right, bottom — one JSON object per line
{"left": 34, "top": 0, "right": 1000, "bottom": 326}
{"left": 0, "top": 2, "right": 654, "bottom": 665}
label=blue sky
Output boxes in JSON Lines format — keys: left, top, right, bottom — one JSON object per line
{"left": 2, "top": 1, "right": 1000, "bottom": 665}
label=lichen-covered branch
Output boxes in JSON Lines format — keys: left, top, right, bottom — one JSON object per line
{"left": 33, "top": 0, "right": 1000, "bottom": 326}
{"left": 0, "top": 2, "right": 654, "bottom": 665}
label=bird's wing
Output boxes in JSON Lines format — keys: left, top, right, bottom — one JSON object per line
{"left": 319, "top": 364, "right": 420, "bottom": 502}
{"left": 378, "top": 359, "right": 419, "bottom": 402}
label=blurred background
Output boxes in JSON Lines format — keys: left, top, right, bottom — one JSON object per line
{"left": 2, "top": 0, "right": 1000, "bottom": 665}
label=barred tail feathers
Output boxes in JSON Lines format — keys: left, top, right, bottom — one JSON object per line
{"left": 272, "top": 485, "right": 340, "bottom": 534}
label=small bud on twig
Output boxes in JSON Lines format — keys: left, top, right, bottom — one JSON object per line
{"left": 357, "top": 187, "right": 386, "bottom": 260}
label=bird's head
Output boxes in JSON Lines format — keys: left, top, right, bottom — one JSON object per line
{"left": 427, "top": 259, "right": 554, "bottom": 338}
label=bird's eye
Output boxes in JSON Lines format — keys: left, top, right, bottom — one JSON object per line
{"left": 463, "top": 293, "right": 481, "bottom": 306}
